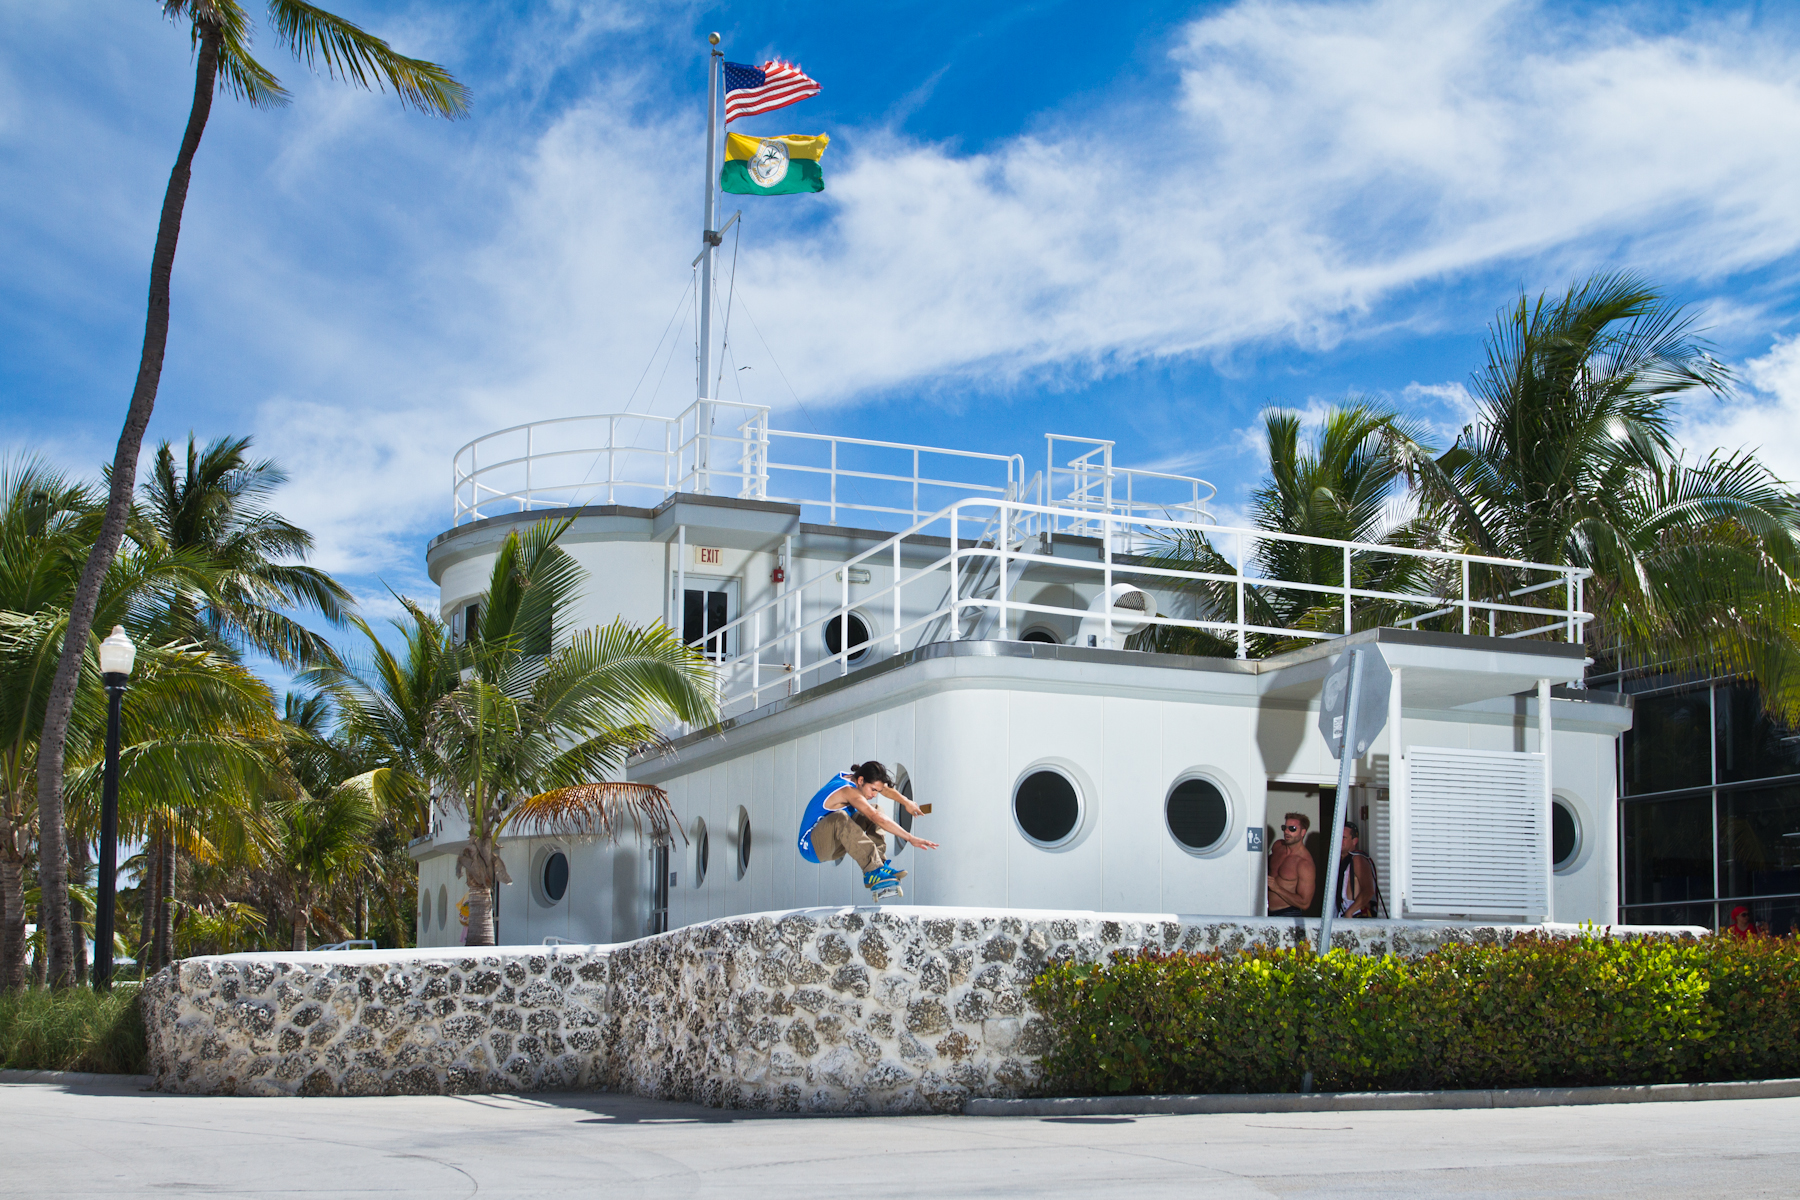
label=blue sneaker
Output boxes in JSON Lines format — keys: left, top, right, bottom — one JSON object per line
{"left": 863, "top": 861, "right": 905, "bottom": 890}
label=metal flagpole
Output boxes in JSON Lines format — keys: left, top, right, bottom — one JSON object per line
{"left": 697, "top": 33, "right": 722, "bottom": 492}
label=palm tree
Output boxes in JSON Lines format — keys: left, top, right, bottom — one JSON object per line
{"left": 1133, "top": 405, "right": 1436, "bottom": 657}
{"left": 430, "top": 520, "right": 717, "bottom": 946}
{"left": 272, "top": 779, "right": 376, "bottom": 952}
{"left": 35, "top": 1, "right": 468, "bottom": 988}
{"left": 139, "top": 434, "right": 353, "bottom": 668}
{"left": 1414, "top": 272, "right": 1800, "bottom": 714}
{"left": 308, "top": 599, "right": 461, "bottom": 839}
{"left": 0, "top": 460, "right": 97, "bottom": 990}
{"left": 68, "top": 642, "right": 284, "bottom": 975}
{"left": 0, "top": 456, "right": 291, "bottom": 987}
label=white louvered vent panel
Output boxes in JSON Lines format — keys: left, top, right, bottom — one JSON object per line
{"left": 1405, "top": 747, "right": 1547, "bottom": 919}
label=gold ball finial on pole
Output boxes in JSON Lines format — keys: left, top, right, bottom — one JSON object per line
{"left": 708, "top": 32, "right": 721, "bottom": 45}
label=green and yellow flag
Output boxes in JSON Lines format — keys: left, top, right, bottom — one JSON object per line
{"left": 721, "top": 133, "right": 828, "bottom": 196}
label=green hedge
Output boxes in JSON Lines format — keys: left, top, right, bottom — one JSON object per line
{"left": 0, "top": 988, "right": 148, "bottom": 1075}
{"left": 1028, "top": 934, "right": 1800, "bottom": 1095}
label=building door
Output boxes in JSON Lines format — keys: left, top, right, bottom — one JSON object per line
{"left": 649, "top": 842, "right": 670, "bottom": 934}
{"left": 682, "top": 580, "right": 737, "bottom": 660}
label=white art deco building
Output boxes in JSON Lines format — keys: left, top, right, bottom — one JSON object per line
{"left": 410, "top": 400, "right": 1626, "bottom": 946}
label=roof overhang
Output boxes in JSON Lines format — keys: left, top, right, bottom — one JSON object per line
{"left": 1257, "top": 627, "right": 1588, "bottom": 710}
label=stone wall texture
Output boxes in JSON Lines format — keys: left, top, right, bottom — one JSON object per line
{"left": 142, "top": 908, "right": 1693, "bottom": 1111}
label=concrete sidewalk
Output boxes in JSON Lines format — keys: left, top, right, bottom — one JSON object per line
{"left": 4, "top": 1074, "right": 1800, "bottom": 1198}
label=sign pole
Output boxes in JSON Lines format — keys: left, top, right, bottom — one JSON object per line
{"left": 1303, "top": 646, "right": 1364, "bottom": 1094}
{"left": 1317, "top": 647, "right": 1364, "bottom": 959}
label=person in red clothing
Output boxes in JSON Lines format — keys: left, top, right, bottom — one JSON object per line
{"left": 1725, "top": 905, "right": 1762, "bottom": 939}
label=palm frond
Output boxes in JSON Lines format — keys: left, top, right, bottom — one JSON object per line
{"left": 505, "top": 782, "right": 681, "bottom": 843}
{"left": 174, "top": 0, "right": 292, "bottom": 108}
{"left": 266, "top": 0, "right": 469, "bottom": 118}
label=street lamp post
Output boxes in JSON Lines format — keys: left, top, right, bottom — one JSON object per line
{"left": 94, "top": 625, "right": 135, "bottom": 991}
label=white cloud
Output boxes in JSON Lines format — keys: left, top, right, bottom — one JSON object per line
{"left": 473, "top": 0, "right": 1800, "bottom": 437}
{"left": 18, "top": 0, "right": 1800, "bottom": 601}
{"left": 1680, "top": 334, "right": 1800, "bottom": 487}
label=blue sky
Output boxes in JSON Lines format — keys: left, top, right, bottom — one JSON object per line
{"left": 7, "top": 0, "right": 1800, "bottom": 657}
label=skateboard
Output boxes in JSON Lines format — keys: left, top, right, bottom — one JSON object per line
{"left": 871, "top": 883, "right": 903, "bottom": 902}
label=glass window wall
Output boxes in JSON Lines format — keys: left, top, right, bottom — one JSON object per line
{"left": 1618, "top": 677, "right": 1800, "bottom": 932}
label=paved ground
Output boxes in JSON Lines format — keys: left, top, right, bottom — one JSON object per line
{"left": 5, "top": 1077, "right": 1799, "bottom": 1198}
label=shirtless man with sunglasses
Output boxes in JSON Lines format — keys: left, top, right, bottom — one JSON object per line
{"left": 1267, "top": 812, "right": 1316, "bottom": 917}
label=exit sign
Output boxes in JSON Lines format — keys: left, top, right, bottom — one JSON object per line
{"left": 692, "top": 546, "right": 724, "bottom": 567}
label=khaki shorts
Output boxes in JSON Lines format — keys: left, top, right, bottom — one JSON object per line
{"left": 809, "top": 810, "right": 887, "bottom": 873}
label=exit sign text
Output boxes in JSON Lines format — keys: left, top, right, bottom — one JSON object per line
{"left": 692, "top": 546, "right": 724, "bottom": 566}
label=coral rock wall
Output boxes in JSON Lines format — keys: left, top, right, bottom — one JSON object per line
{"left": 142, "top": 908, "right": 1641, "bottom": 1111}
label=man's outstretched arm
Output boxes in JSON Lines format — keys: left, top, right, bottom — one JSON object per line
{"left": 847, "top": 791, "right": 938, "bottom": 849}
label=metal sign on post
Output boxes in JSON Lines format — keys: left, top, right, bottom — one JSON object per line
{"left": 1316, "top": 646, "right": 1391, "bottom": 948}
{"left": 1318, "top": 644, "right": 1391, "bottom": 761}
{"left": 1302, "top": 643, "right": 1393, "bottom": 1093}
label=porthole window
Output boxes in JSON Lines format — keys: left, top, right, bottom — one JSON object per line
{"left": 823, "top": 611, "right": 873, "bottom": 664}
{"left": 436, "top": 884, "right": 448, "bottom": 931}
{"left": 1014, "top": 767, "right": 1082, "bottom": 848}
{"left": 1552, "top": 797, "right": 1581, "bottom": 872}
{"left": 693, "top": 817, "right": 710, "bottom": 888}
{"left": 890, "top": 763, "right": 915, "bottom": 856}
{"left": 419, "top": 891, "right": 431, "bottom": 934}
{"left": 542, "top": 850, "right": 570, "bottom": 904}
{"left": 1166, "top": 776, "right": 1231, "bottom": 854}
{"left": 736, "top": 806, "right": 753, "bottom": 879}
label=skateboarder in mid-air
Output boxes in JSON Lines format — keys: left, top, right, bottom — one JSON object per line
{"left": 798, "top": 761, "right": 937, "bottom": 899}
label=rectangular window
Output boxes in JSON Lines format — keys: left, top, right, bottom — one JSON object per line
{"left": 1619, "top": 901, "right": 1715, "bottom": 929}
{"left": 682, "top": 588, "right": 731, "bottom": 660}
{"left": 1622, "top": 793, "right": 1713, "bottom": 907}
{"left": 1717, "top": 783, "right": 1800, "bottom": 902}
{"left": 1715, "top": 682, "right": 1800, "bottom": 784}
{"left": 1621, "top": 687, "right": 1712, "bottom": 795}
{"left": 462, "top": 602, "right": 481, "bottom": 645}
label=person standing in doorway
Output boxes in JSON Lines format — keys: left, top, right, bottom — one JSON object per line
{"left": 1267, "top": 812, "right": 1315, "bottom": 917}
{"left": 1335, "top": 821, "right": 1382, "bottom": 918}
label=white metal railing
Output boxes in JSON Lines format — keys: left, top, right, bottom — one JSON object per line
{"left": 677, "top": 496, "right": 1594, "bottom": 719}
{"left": 451, "top": 404, "right": 1207, "bottom": 533}
{"left": 452, "top": 401, "right": 774, "bottom": 522}
{"left": 1032, "top": 435, "right": 1217, "bottom": 543}
{"left": 761, "top": 427, "right": 1022, "bottom": 528}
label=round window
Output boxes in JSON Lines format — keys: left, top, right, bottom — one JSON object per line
{"left": 541, "top": 850, "right": 569, "bottom": 904}
{"left": 737, "top": 806, "right": 753, "bottom": 879}
{"left": 436, "top": 884, "right": 448, "bottom": 930}
{"left": 694, "top": 818, "right": 710, "bottom": 888}
{"left": 823, "top": 612, "right": 872, "bottom": 663}
{"left": 1014, "top": 768, "right": 1081, "bottom": 847}
{"left": 1552, "top": 799, "right": 1580, "bottom": 871}
{"left": 1166, "top": 777, "right": 1230, "bottom": 853}
{"left": 890, "top": 764, "right": 915, "bottom": 856}
{"left": 419, "top": 891, "right": 431, "bottom": 934}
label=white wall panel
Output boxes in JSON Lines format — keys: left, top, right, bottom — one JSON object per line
{"left": 1407, "top": 746, "right": 1548, "bottom": 919}
{"left": 919, "top": 690, "right": 1011, "bottom": 908}
{"left": 1100, "top": 697, "right": 1163, "bottom": 914}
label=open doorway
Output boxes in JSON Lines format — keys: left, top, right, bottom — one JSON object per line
{"left": 1264, "top": 783, "right": 1329, "bottom": 918}
{"left": 682, "top": 578, "right": 739, "bottom": 660}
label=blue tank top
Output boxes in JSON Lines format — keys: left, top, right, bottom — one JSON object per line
{"left": 797, "top": 774, "right": 854, "bottom": 863}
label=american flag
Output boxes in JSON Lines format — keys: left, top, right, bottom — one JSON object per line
{"left": 723, "top": 60, "right": 820, "bottom": 124}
